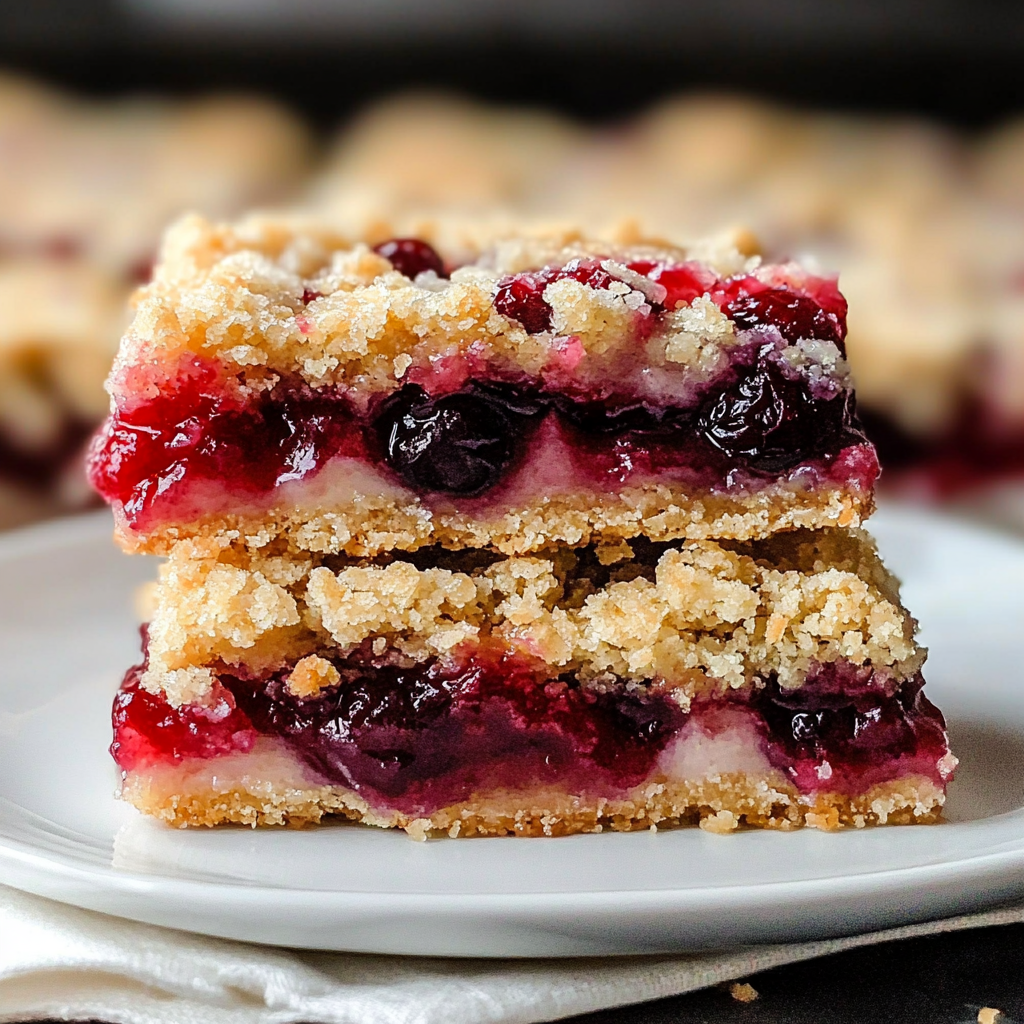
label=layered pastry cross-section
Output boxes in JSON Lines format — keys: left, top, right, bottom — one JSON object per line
{"left": 88, "top": 214, "right": 876, "bottom": 557}
{"left": 90, "top": 215, "right": 954, "bottom": 836}
{"left": 112, "top": 529, "right": 951, "bottom": 836}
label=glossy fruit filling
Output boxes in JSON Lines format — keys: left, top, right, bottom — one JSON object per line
{"left": 89, "top": 366, "right": 872, "bottom": 531}
{"left": 112, "top": 637, "right": 950, "bottom": 816}
{"left": 753, "top": 663, "right": 949, "bottom": 794}
{"left": 88, "top": 259, "right": 869, "bottom": 530}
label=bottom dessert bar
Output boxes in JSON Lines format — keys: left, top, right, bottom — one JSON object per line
{"left": 111, "top": 529, "right": 955, "bottom": 837}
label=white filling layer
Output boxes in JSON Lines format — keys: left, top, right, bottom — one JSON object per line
{"left": 658, "top": 708, "right": 773, "bottom": 781}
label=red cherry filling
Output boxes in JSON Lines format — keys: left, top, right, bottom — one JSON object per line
{"left": 373, "top": 238, "right": 446, "bottom": 280}
{"left": 646, "top": 262, "right": 719, "bottom": 310}
{"left": 494, "top": 258, "right": 622, "bottom": 334}
{"left": 111, "top": 634, "right": 950, "bottom": 810}
{"left": 87, "top": 360, "right": 363, "bottom": 528}
{"left": 111, "top": 643, "right": 257, "bottom": 771}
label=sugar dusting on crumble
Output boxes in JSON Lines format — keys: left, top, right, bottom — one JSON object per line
{"left": 111, "top": 212, "right": 768, "bottom": 409}
{"left": 141, "top": 527, "right": 922, "bottom": 707}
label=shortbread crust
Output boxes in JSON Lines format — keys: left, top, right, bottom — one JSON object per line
{"left": 121, "top": 749, "right": 945, "bottom": 837}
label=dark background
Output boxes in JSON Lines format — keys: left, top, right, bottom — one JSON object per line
{"left": 3, "top": 0, "right": 1024, "bottom": 127}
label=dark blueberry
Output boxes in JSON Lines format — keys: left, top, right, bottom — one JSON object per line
{"left": 467, "top": 379, "right": 550, "bottom": 420}
{"left": 374, "top": 383, "right": 534, "bottom": 494}
{"left": 724, "top": 288, "right": 845, "bottom": 352}
{"left": 759, "top": 677, "right": 921, "bottom": 764}
{"left": 373, "top": 238, "right": 446, "bottom": 280}
{"left": 605, "top": 692, "right": 682, "bottom": 743}
{"left": 553, "top": 397, "right": 692, "bottom": 437}
{"left": 696, "top": 349, "right": 856, "bottom": 471}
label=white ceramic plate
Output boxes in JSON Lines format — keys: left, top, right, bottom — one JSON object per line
{"left": 2, "top": 507, "right": 1024, "bottom": 956}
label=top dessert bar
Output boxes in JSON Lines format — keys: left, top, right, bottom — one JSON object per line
{"left": 88, "top": 214, "right": 876, "bottom": 557}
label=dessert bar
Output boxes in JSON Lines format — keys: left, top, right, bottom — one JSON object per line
{"left": 113, "top": 529, "right": 950, "bottom": 836}
{"left": 88, "top": 215, "right": 875, "bottom": 557}
{"left": 90, "top": 216, "right": 954, "bottom": 836}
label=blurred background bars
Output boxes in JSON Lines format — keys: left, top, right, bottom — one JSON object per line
{"left": 1, "top": 0, "right": 1024, "bottom": 529}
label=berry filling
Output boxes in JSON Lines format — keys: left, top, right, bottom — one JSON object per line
{"left": 722, "top": 287, "right": 845, "bottom": 351}
{"left": 89, "top": 375, "right": 869, "bottom": 532}
{"left": 88, "top": 262, "right": 870, "bottom": 528}
{"left": 752, "top": 664, "right": 949, "bottom": 793}
{"left": 373, "top": 382, "right": 546, "bottom": 495}
{"left": 495, "top": 258, "right": 634, "bottom": 333}
{"left": 88, "top": 358, "right": 363, "bottom": 525}
{"left": 697, "top": 345, "right": 857, "bottom": 472}
{"left": 111, "top": 657, "right": 258, "bottom": 771}
{"left": 373, "top": 238, "right": 447, "bottom": 280}
{"left": 111, "top": 637, "right": 950, "bottom": 816}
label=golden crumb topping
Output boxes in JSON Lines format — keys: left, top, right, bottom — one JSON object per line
{"left": 109, "top": 212, "right": 763, "bottom": 411}
{"left": 141, "top": 528, "right": 921, "bottom": 707}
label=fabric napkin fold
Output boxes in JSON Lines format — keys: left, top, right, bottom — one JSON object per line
{"left": 2, "top": 884, "right": 1024, "bottom": 1024}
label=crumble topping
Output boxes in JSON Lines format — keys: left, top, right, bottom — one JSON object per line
{"left": 286, "top": 654, "right": 341, "bottom": 698}
{"left": 141, "top": 528, "right": 922, "bottom": 706}
{"left": 727, "top": 982, "right": 759, "bottom": 1003}
{"left": 111, "top": 212, "right": 766, "bottom": 407}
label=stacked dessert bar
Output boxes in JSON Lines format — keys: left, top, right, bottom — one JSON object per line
{"left": 0, "top": 74, "right": 312, "bottom": 528}
{"left": 89, "top": 213, "right": 955, "bottom": 837}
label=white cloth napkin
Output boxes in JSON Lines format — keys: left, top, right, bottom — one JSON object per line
{"left": 2, "top": 884, "right": 1024, "bottom": 1024}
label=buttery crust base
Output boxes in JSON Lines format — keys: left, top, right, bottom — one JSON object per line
{"left": 114, "top": 478, "right": 871, "bottom": 558}
{"left": 120, "top": 765, "right": 943, "bottom": 839}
